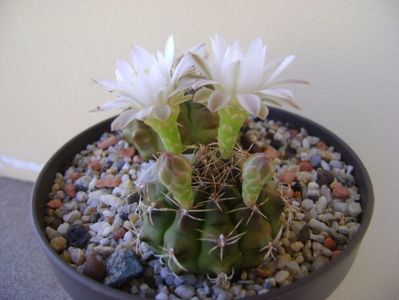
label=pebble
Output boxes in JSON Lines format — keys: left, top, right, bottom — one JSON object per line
{"left": 50, "top": 236, "right": 67, "bottom": 252}
{"left": 175, "top": 285, "right": 195, "bottom": 299}
{"left": 301, "top": 199, "right": 314, "bottom": 210}
{"left": 309, "top": 218, "right": 328, "bottom": 232}
{"left": 280, "top": 171, "right": 296, "bottom": 184}
{"left": 315, "top": 196, "right": 328, "bottom": 213}
{"left": 98, "top": 135, "right": 118, "bottom": 149}
{"left": 348, "top": 202, "right": 362, "bottom": 217}
{"left": 311, "top": 256, "right": 330, "bottom": 271}
{"left": 75, "top": 175, "right": 92, "bottom": 191}
{"left": 83, "top": 253, "right": 107, "bottom": 281}
{"left": 66, "top": 224, "right": 90, "bottom": 248}
{"left": 275, "top": 270, "right": 290, "bottom": 284}
{"left": 100, "top": 194, "right": 125, "bottom": 208}
{"left": 331, "top": 183, "right": 350, "bottom": 199}
{"left": 310, "top": 154, "right": 322, "bottom": 167}
{"left": 95, "top": 246, "right": 115, "bottom": 257}
{"left": 68, "top": 247, "right": 85, "bottom": 265}
{"left": 57, "top": 223, "right": 70, "bottom": 236}
{"left": 63, "top": 210, "right": 81, "bottom": 223}
{"left": 155, "top": 292, "right": 168, "bottom": 300}
{"left": 316, "top": 170, "right": 335, "bottom": 186}
{"left": 290, "top": 241, "right": 304, "bottom": 252}
{"left": 47, "top": 199, "right": 62, "bottom": 209}
{"left": 46, "top": 226, "right": 61, "bottom": 239}
{"left": 96, "top": 177, "right": 122, "bottom": 189}
{"left": 105, "top": 249, "right": 143, "bottom": 287}
{"left": 299, "top": 161, "right": 313, "bottom": 172}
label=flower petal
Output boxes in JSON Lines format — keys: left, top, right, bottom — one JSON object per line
{"left": 164, "top": 35, "right": 175, "bottom": 70}
{"left": 115, "top": 59, "right": 133, "bottom": 83}
{"left": 96, "top": 96, "right": 136, "bottom": 111}
{"left": 237, "top": 94, "right": 262, "bottom": 116}
{"left": 189, "top": 52, "right": 213, "bottom": 78}
{"left": 258, "top": 88, "right": 293, "bottom": 100}
{"left": 267, "top": 55, "right": 295, "bottom": 82}
{"left": 96, "top": 80, "right": 120, "bottom": 92}
{"left": 267, "top": 78, "right": 309, "bottom": 86}
{"left": 258, "top": 104, "right": 269, "bottom": 120}
{"left": 192, "top": 79, "right": 221, "bottom": 90}
{"left": 193, "top": 87, "right": 213, "bottom": 104}
{"left": 111, "top": 110, "right": 139, "bottom": 131}
{"left": 152, "top": 104, "right": 171, "bottom": 121}
{"left": 207, "top": 91, "right": 230, "bottom": 112}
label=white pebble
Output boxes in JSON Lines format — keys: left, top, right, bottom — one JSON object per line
{"left": 308, "top": 181, "right": 319, "bottom": 190}
{"left": 57, "top": 223, "right": 70, "bottom": 236}
{"left": 301, "top": 199, "right": 314, "bottom": 210}
{"left": 309, "top": 218, "right": 328, "bottom": 231}
{"left": 100, "top": 194, "right": 125, "bottom": 208}
{"left": 315, "top": 196, "right": 328, "bottom": 213}
{"left": 348, "top": 202, "right": 362, "bottom": 217}
{"left": 333, "top": 200, "right": 348, "bottom": 215}
{"left": 275, "top": 270, "right": 290, "bottom": 284}
{"left": 63, "top": 210, "right": 81, "bottom": 223}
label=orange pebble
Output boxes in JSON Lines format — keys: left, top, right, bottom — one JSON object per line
{"left": 323, "top": 237, "right": 336, "bottom": 250}
{"left": 47, "top": 199, "right": 62, "bottom": 209}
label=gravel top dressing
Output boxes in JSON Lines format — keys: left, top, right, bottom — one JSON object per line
{"left": 43, "top": 118, "right": 362, "bottom": 300}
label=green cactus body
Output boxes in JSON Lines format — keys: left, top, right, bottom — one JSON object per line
{"left": 218, "top": 106, "right": 248, "bottom": 159}
{"left": 123, "top": 101, "right": 219, "bottom": 160}
{"left": 144, "top": 106, "right": 182, "bottom": 154}
{"left": 139, "top": 148, "right": 284, "bottom": 275}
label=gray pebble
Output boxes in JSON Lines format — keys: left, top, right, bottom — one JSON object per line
{"left": 175, "top": 285, "right": 195, "bottom": 299}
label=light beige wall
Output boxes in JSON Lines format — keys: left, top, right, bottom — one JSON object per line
{"left": 1, "top": 1, "right": 398, "bottom": 299}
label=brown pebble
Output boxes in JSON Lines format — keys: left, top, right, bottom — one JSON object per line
{"left": 118, "top": 147, "right": 136, "bottom": 158}
{"left": 297, "top": 225, "right": 310, "bottom": 243}
{"left": 331, "top": 183, "right": 349, "bottom": 199}
{"left": 257, "top": 266, "right": 273, "bottom": 278}
{"left": 280, "top": 171, "right": 296, "bottom": 184}
{"left": 50, "top": 236, "right": 67, "bottom": 252}
{"left": 50, "top": 218, "right": 63, "bottom": 230}
{"left": 70, "top": 172, "right": 82, "bottom": 182}
{"left": 265, "top": 147, "right": 279, "bottom": 159}
{"left": 47, "top": 199, "right": 62, "bottom": 209}
{"left": 323, "top": 237, "right": 336, "bottom": 250}
{"left": 98, "top": 135, "right": 118, "bottom": 149}
{"left": 44, "top": 216, "right": 55, "bottom": 225}
{"left": 113, "top": 228, "right": 126, "bottom": 241}
{"left": 241, "top": 271, "right": 248, "bottom": 280}
{"left": 63, "top": 183, "right": 76, "bottom": 197}
{"left": 96, "top": 177, "right": 121, "bottom": 188}
{"left": 89, "top": 160, "right": 101, "bottom": 171}
{"left": 316, "top": 170, "right": 335, "bottom": 186}
{"left": 332, "top": 250, "right": 342, "bottom": 258}
{"left": 83, "top": 254, "right": 107, "bottom": 282}
{"left": 316, "top": 142, "right": 328, "bottom": 150}
{"left": 299, "top": 161, "right": 313, "bottom": 172}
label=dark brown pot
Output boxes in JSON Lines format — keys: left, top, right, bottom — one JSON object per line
{"left": 31, "top": 107, "right": 374, "bottom": 300}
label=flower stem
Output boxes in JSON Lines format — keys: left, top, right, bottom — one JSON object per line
{"left": 217, "top": 107, "right": 248, "bottom": 159}
{"left": 144, "top": 106, "right": 182, "bottom": 154}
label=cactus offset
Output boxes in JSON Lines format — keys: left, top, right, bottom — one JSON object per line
{"left": 139, "top": 144, "right": 284, "bottom": 275}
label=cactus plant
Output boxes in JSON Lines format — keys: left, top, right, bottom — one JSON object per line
{"left": 96, "top": 34, "right": 306, "bottom": 277}
{"left": 138, "top": 145, "right": 284, "bottom": 274}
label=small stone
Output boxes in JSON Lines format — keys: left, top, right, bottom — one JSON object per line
{"left": 265, "top": 147, "right": 279, "bottom": 159}
{"left": 333, "top": 200, "right": 348, "bottom": 215}
{"left": 118, "top": 147, "right": 136, "bottom": 158}
{"left": 75, "top": 175, "right": 92, "bottom": 191}
{"left": 240, "top": 271, "right": 248, "bottom": 280}
{"left": 257, "top": 265, "right": 273, "bottom": 278}
{"left": 181, "top": 274, "right": 197, "bottom": 285}
{"left": 310, "top": 154, "right": 322, "bottom": 167}
{"left": 66, "top": 224, "right": 90, "bottom": 248}
{"left": 297, "top": 225, "right": 310, "bottom": 243}
{"left": 98, "top": 135, "right": 118, "bottom": 149}
{"left": 316, "top": 170, "right": 335, "bottom": 186}
{"left": 275, "top": 270, "right": 290, "bottom": 284}
{"left": 63, "top": 183, "right": 76, "bottom": 197}
{"left": 309, "top": 218, "right": 328, "bottom": 232}
{"left": 301, "top": 199, "right": 314, "bottom": 210}
{"left": 332, "top": 250, "right": 342, "bottom": 258}
{"left": 47, "top": 199, "right": 62, "bottom": 209}
{"left": 50, "top": 218, "right": 63, "bottom": 230}
{"left": 280, "top": 171, "right": 296, "bottom": 184}
{"left": 323, "top": 237, "right": 336, "bottom": 250}
{"left": 63, "top": 210, "right": 81, "bottom": 223}
{"left": 50, "top": 236, "right": 67, "bottom": 252}
{"left": 88, "top": 160, "right": 101, "bottom": 171}
{"left": 332, "top": 183, "right": 349, "bottom": 199}
{"left": 68, "top": 247, "right": 85, "bottom": 265}
{"left": 315, "top": 196, "right": 328, "bottom": 213}
{"left": 311, "top": 256, "right": 329, "bottom": 271}
{"left": 299, "top": 161, "right": 313, "bottom": 172}
{"left": 155, "top": 292, "right": 168, "bottom": 300}
{"left": 95, "top": 246, "right": 115, "bottom": 257}
{"left": 286, "top": 261, "right": 300, "bottom": 273}
{"left": 45, "top": 226, "right": 61, "bottom": 239}
{"left": 105, "top": 249, "right": 143, "bottom": 287}
{"left": 290, "top": 241, "right": 304, "bottom": 252}
{"left": 84, "top": 254, "right": 106, "bottom": 281}
{"left": 96, "top": 177, "right": 122, "bottom": 189}
{"left": 348, "top": 202, "right": 362, "bottom": 217}
{"left": 100, "top": 194, "right": 124, "bottom": 208}
{"left": 113, "top": 228, "right": 126, "bottom": 241}
{"left": 175, "top": 285, "right": 195, "bottom": 299}
{"left": 57, "top": 223, "right": 70, "bottom": 236}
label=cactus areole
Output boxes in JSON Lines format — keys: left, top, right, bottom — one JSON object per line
{"left": 95, "top": 34, "right": 307, "bottom": 276}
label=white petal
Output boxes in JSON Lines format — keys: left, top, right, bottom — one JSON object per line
{"left": 164, "top": 35, "right": 175, "bottom": 70}
{"left": 96, "top": 80, "right": 119, "bottom": 92}
{"left": 134, "top": 106, "right": 155, "bottom": 120}
{"left": 152, "top": 105, "right": 171, "bottom": 121}
{"left": 267, "top": 55, "right": 295, "bottom": 82}
{"left": 192, "top": 79, "right": 221, "bottom": 90}
{"left": 115, "top": 59, "right": 133, "bottom": 82}
{"left": 129, "top": 46, "right": 156, "bottom": 73}
{"left": 190, "top": 52, "right": 213, "bottom": 78}
{"left": 258, "top": 88, "right": 293, "bottom": 100}
{"left": 237, "top": 94, "right": 262, "bottom": 116}
{"left": 207, "top": 91, "right": 230, "bottom": 112}
{"left": 210, "top": 34, "right": 227, "bottom": 69}
{"left": 111, "top": 110, "right": 139, "bottom": 131}
{"left": 266, "top": 78, "right": 309, "bottom": 86}
{"left": 193, "top": 88, "right": 213, "bottom": 104}
{"left": 97, "top": 97, "right": 136, "bottom": 111}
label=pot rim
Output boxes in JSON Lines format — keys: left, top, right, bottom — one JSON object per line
{"left": 31, "top": 107, "right": 374, "bottom": 299}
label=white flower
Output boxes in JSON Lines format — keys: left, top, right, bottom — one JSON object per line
{"left": 96, "top": 35, "right": 201, "bottom": 131}
{"left": 191, "top": 34, "right": 308, "bottom": 119}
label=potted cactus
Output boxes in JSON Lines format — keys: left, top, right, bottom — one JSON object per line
{"left": 31, "top": 35, "right": 373, "bottom": 300}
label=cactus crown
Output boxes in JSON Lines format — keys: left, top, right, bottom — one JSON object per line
{"left": 96, "top": 34, "right": 306, "bottom": 276}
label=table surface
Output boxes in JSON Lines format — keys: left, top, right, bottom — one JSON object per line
{"left": 0, "top": 177, "right": 393, "bottom": 300}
